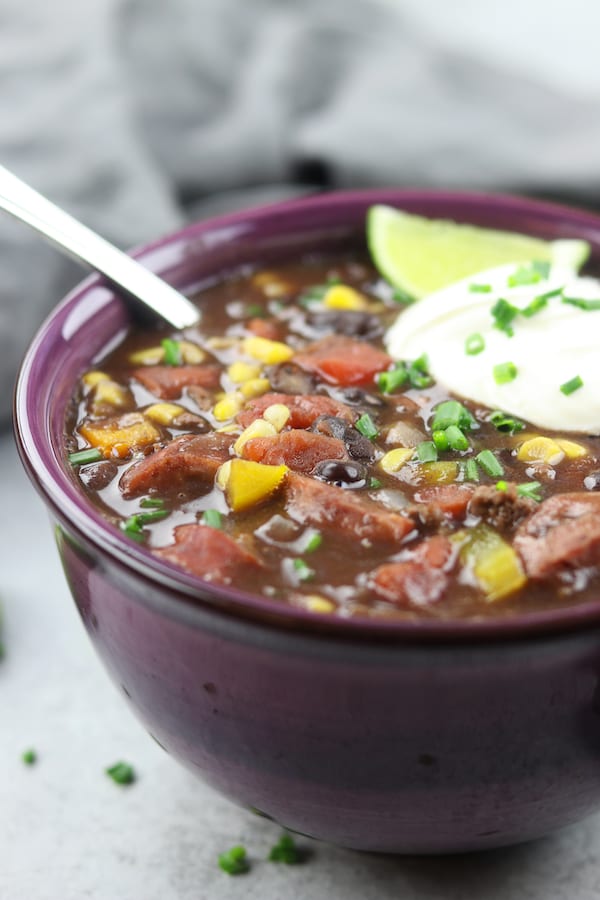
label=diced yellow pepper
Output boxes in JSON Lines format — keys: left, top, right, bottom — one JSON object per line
{"left": 240, "top": 377, "right": 271, "bottom": 399}
{"left": 227, "top": 361, "right": 261, "bottom": 384}
{"left": 145, "top": 403, "right": 185, "bottom": 426}
{"left": 263, "top": 403, "right": 290, "bottom": 432}
{"left": 555, "top": 438, "right": 588, "bottom": 459}
{"left": 418, "top": 461, "right": 459, "bottom": 485}
{"left": 301, "top": 595, "right": 336, "bottom": 614}
{"left": 233, "top": 419, "right": 278, "bottom": 455}
{"left": 242, "top": 336, "right": 293, "bottom": 365}
{"left": 128, "top": 346, "right": 165, "bottom": 366}
{"left": 459, "top": 524, "right": 526, "bottom": 602}
{"left": 517, "top": 436, "right": 564, "bottom": 465}
{"left": 213, "top": 391, "right": 244, "bottom": 421}
{"left": 379, "top": 447, "right": 414, "bottom": 473}
{"left": 79, "top": 413, "right": 159, "bottom": 458}
{"left": 222, "top": 458, "right": 288, "bottom": 512}
{"left": 323, "top": 284, "right": 369, "bottom": 311}
{"left": 82, "top": 370, "right": 110, "bottom": 388}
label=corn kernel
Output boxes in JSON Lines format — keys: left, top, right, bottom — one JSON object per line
{"left": 555, "top": 438, "right": 588, "bottom": 459}
{"left": 128, "top": 346, "right": 165, "bottom": 365}
{"left": 82, "top": 370, "right": 110, "bottom": 388}
{"left": 215, "top": 460, "right": 232, "bottom": 490}
{"left": 323, "top": 284, "right": 369, "bottom": 311}
{"left": 242, "top": 336, "right": 294, "bottom": 365}
{"left": 517, "top": 436, "right": 565, "bottom": 466}
{"left": 206, "top": 336, "right": 240, "bottom": 350}
{"left": 240, "top": 377, "right": 271, "bottom": 399}
{"left": 252, "top": 271, "right": 290, "bottom": 297}
{"left": 302, "top": 595, "right": 336, "bottom": 614}
{"left": 145, "top": 402, "right": 185, "bottom": 426}
{"left": 216, "top": 424, "right": 241, "bottom": 434}
{"left": 92, "top": 380, "right": 130, "bottom": 408}
{"left": 233, "top": 419, "right": 278, "bottom": 455}
{"left": 179, "top": 341, "right": 205, "bottom": 364}
{"left": 213, "top": 392, "right": 243, "bottom": 421}
{"left": 263, "top": 403, "right": 291, "bottom": 432}
{"left": 227, "top": 361, "right": 261, "bottom": 384}
{"left": 379, "top": 447, "right": 414, "bottom": 473}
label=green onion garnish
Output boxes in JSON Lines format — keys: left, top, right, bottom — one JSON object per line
{"left": 245, "top": 304, "right": 265, "bottom": 317}
{"left": 121, "top": 508, "right": 169, "bottom": 541}
{"left": 202, "top": 509, "right": 223, "bottom": 529}
{"left": 298, "top": 284, "right": 329, "bottom": 307}
{"left": 516, "top": 481, "right": 543, "bottom": 502}
{"left": 493, "top": 362, "right": 518, "bottom": 385}
{"left": 140, "top": 497, "right": 165, "bottom": 509}
{"left": 378, "top": 363, "right": 408, "bottom": 394}
{"left": 392, "top": 286, "right": 416, "bottom": 305}
{"left": 489, "top": 411, "right": 525, "bottom": 433}
{"left": 432, "top": 429, "right": 450, "bottom": 451}
{"left": 355, "top": 413, "right": 379, "bottom": 440}
{"left": 445, "top": 425, "right": 469, "bottom": 451}
{"left": 416, "top": 441, "right": 438, "bottom": 463}
{"left": 463, "top": 459, "right": 480, "bottom": 482}
{"left": 495, "top": 480, "right": 508, "bottom": 492}
{"left": 218, "top": 846, "right": 249, "bottom": 876}
{"left": 22, "top": 749, "right": 37, "bottom": 766}
{"left": 560, "top": 375, "right": 583, "bottom": 396}
{"left": 522, "top": 286, "right": 563, "bottom": 317}
{"left": 491, "top": 298, "right": 519, "bottom": 337}
{"left": 465, "top": 332, "right": 485, "bottom": 355}
{"left": 469, "top": 283, "right": 492, "bottom": 293}
{"left": 507, "top": 261, "right": 550, "bottom": 287}
{"left": 292, "top": 558, "right": 315, "bottom": 582}
{"left": 431, "top": 400, "right": 476, "bottom": 432}
{"left": 369, "top": 477, "right": 382, "bottom": 489}
{"left": 268, "top": 833, "right": 302, "bottom": 864}
{"left": 407, "top": 354, "right": 433, "bottom": 389}
{"left": 106, "top": 761, "right": 136, "bottom": 785}
{"left": 304, "top": 531, "right": 323, "bottom": 553}
{"left": 562, "top": 296, "right": 600, "bottom": 311}
{"left": 68, "top": 448, "right": 103, "bottom": 466}
{"left": 161, "top": 338, "right": 182, "bottom": 366}
{"left": 475, "top": 449, "right": 504, "bottom": 477}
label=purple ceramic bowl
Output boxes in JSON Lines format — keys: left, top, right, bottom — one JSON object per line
{"left": 14, "top": 190, "right": 600, "bottom": 853}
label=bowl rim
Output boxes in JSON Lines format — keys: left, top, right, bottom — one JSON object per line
{"left": 14, "top": 186, "right": 600, "bottom": 644}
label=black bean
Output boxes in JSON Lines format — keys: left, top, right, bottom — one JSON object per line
{"left": 312, "top": 459, "right": 367, "bottom": 488}
{"left": 307, "top": 310, "right": 384, "bottom": 341}
{"left": 311, "top": 415, "right": 377, "bottom": 462}
{"left": 266, "top": 362, "right": 317, "bottom": 395}
{"left": 79, "top": 461, "right": 118, "bottom": 491}
{"left": 327, "top": 385, "right": 387, "bottom": 409}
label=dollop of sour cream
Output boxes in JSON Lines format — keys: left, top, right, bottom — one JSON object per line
{"left": 385, "top": 263, "right": 600, "bottom": 434}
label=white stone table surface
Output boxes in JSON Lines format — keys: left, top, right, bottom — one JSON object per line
{"left": 3, "top": 429, "right": 600, "bottom": 900}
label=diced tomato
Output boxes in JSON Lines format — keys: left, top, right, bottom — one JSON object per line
{"left": 371, "top": 536, "right": 456, "bottom": 608}
{"left": 293, "top": 336, "right": 392, "bottom": 386}
{"left": 413, "top": 484, "right": 476, "bottom": 520}
{"left": 242, "top": 430, "right": 347, "bottom": 474}
{"left": 245, "top": 318, "right": 282, "bottom": 341}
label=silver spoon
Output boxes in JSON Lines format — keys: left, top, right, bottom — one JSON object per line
{"left": 0, "top": 163, "right": 200, "bottom": 329}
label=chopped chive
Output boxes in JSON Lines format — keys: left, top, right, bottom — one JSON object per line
{"left": 268, "top": 833, "right": 302, "bottom": 864}
{"left": 560, "top": 375, "right": 583, "bottom": 396}
{"left": 562, "top": 296, "right": 600, "bottom": 311}
{"left": 407, "top": 354, "right": 433, "bottom": 389}
{"left": 355, "top": 413, "right": 379, "bottom": 440}
{"left": 68, "top": 448, "right": 103, "bottom": 466}
{"left": 465, "top": 332, "right": 485, "bottom": 355}
{"left": 522, "top": 286, "right": 563, "bottom": 317}
{"left": 445, "top": 425, "right": 469, "bottom": 451}
{"left": 489, "top": 411, "right": 525, "bottom": 434}
{"left": 491, "top": 298, "right": 519, "bottom": 337}
{"left": 202, "top": 509, "right": 223, "bottom": 529}
{"left": 292, "top": 558, "right": 315, "bottom": 582}
{"left": 120, "top": 516, "right": 145, "bottom": 542}
{"left": 140, "top": 497, "right": 165, "bottom": 509}
{"left": 431, "top": 400, "right": 477, "bottom": 432}
{"left": 369, "top": 477, "right": 382, "bottom": 489}
{"left": 495, "top": 480, "right": 509, "bottom": 492}
{"left": 516, "top": 481, "right": 543, "bottom": 502}
{"left": 106, "top": 761, "right": 136, "bottom": 785}
{"left": 138, "top": 509, "right": 169, "bottom": 525}
{"left": 432, "top": 429, "right": 450, "bottom": 451}
{"left": 218, "top": 846, "right": 249, "bottom": 876}
{"left": 416, "top": 441, "right": 438, "bottom": 463}
{"left": 475, "top": 449, "right": 504, "bottom": 477}
{"left": 392, "top": 286, "right": 417, "bottom": 305}
{"left": 245, "top": 304, "right": 265, "bottom": 317}
{"left": 378, "top": 363, "right": 408, "bottom": 394}
{"left": 464, "top": 458, "right": 480, "bottom": 482}
{"left": 298, "top": 284, "right": 329, "bottom": 307}
{"left": 493, "top": 362, "right": 518, "bottom": 385}
{"left": 507, "top": 261, "right": 550, "bottom": 287}
{"left": 22, "top": 749, "right": 37, "bottom": 765}
{"left": 469, "top": 283, "right": 492, "bottom": 293}
{"left": 161, "top": 338, "right": 182, "bottom": 366}
{"left": 304, "top": 531, "right": 323, "bottom": 553}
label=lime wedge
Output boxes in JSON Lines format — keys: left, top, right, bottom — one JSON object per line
{"left": 367, "top": 205, "right": 590, "bottom": 299}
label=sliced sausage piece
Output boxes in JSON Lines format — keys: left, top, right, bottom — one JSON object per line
{"left": 120, "top": 433, "right": 234, "bottom": 498}
{"left": 371, "top": 536, "right": 456, "bottom": 608}
{"left": 293, "top": 336, "right": 392, "bottom": 386}
{"left": 468, "top": 483, "right": 537, "bottom": 532}
{"left": 154, "top": 524, "right": 261, "bottom": 583}
{"left": 412, "top": 484, "right": 477, "bottom": 522}
{"left": 132, "top": 365, "right": 221, "bottom": 400}
{"left": 242, "top": 430, "right": 347, "bottom": 474}
{"left": 514, "top": 492, "right": 600, "bottom": 580}
{"left": 284, "top": 472, "right": 414, "bottom": 544}
{"left": 237, "top": 392, "right": 355, "bottom": 429}
{"left": 245, "top": 317, "right": 282, "bottom": 341}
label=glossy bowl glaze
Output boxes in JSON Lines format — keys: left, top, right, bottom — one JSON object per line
{"left": 14, "top": 190, "right": 600, "bottom": 853}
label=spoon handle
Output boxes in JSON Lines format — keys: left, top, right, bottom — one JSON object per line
{"left": 0, "top": 164, "right": 200, "bottom": 329}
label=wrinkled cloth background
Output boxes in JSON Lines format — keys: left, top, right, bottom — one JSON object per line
{"left": 1, "top": 0, "right": 600, "bottom": 426}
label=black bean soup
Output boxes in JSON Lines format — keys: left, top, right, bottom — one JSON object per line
{"left": 65, "top": 253, "right": 600, "bottom": 620}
